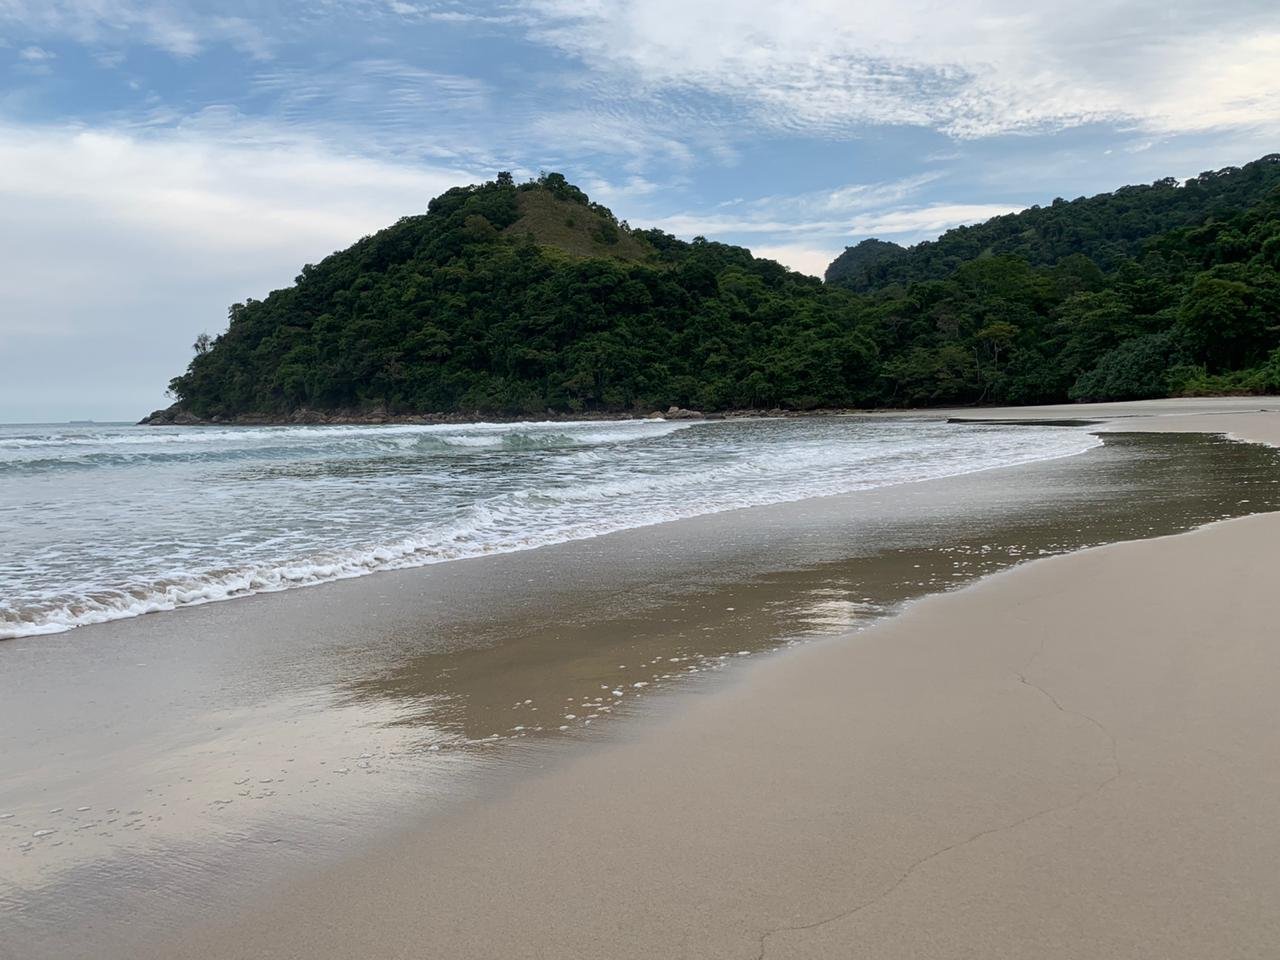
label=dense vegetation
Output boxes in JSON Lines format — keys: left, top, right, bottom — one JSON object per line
{"left": 823, "top": 238, "right": 909, "bottom": 288}
{"left": 825, "top": 158, "right": 1280, "bottom": 291}
{"left": 162, "top": 158, "right": 1280, "bottom": 419}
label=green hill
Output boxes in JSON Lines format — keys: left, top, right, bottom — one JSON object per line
{"left": 156, "top": 172, "right": 870, "bottom": 419}
{"left": 153, "top": 162, "right": 1280, "bottom": 422}
{"left": 825, "top": 155, "right": 1280, "bottom": 292}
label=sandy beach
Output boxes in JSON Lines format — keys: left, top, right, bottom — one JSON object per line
{"left": 5, "top": 399, "right": 1280, "bottom": 960}
{"left": 110, "top": 399, "right": 1277, "bottom": 960}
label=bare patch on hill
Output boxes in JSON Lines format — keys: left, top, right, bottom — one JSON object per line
{"left": 502, "top": 189, "right": 654, "bottom": 262}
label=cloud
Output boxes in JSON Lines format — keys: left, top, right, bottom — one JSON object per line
{"left": 844, "top": 202, "right": 1024, "bottom": 237}
{"left": 0, "top": 124, "right": 471, "bottom": 260}
{"left": 654, "top": 198, "right": 1021, "bottom": 247}
{"left": 208, "top": 16, "right": 274, "bottom": 61}
{"left": 0, "top": 120, "right": 475, "bottom": 419}
{"left": 384, "top": 2, "right": 520, "bottom": 24}
{"left": 0, "top": 1, "right": 272, "bottom": 59}
{"left": 575, "top": 172, "right": 663, "bottom": 208}
{"left": 642, "top": 163, "right": 1023, "bottom": 281}
{"left": 645, "top": 172, "right": 1012, "bottom": 245}
{"left": 12, "top": 43, "right": 56, "bottom": 73}
{"left": 246, "top": 59, "right": 492, "bottom": 157}
{"left": 523, "top": 0, "right": 1280, "bottom": 139}
{"left": 749, "top": 244, "right": 841, "bottom": 278}
{"left": 524, "top": 107, "right": 703, "bottom": 171}
{"left": 700, "top": 173, "right": 945, "bottom": 229}
{"left": 658, "top": 189, "right": 1022, "bottom": 275}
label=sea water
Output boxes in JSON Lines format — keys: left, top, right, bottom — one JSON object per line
{"left": 0, "top": 416, "right": 1099, "bottom": 639}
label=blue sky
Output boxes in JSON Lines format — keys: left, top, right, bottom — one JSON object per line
{"left": 2, "top": 0, "right": 1279, "bottom": 420}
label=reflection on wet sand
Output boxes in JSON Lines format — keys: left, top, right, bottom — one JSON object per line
{"left": 337, "top": 432, "right": 1280, "bottom": 746}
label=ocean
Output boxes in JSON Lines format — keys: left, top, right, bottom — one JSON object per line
{"left": 0, "top": 416, "right": 1100, "bottom": 639}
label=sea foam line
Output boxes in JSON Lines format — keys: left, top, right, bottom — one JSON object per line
{"left": 0, "top": 430, "right": 1102, "bottom": 640}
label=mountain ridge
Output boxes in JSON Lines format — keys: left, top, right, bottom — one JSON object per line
{"left": 825, "top": 154, "right": 1280, "bottom": 290}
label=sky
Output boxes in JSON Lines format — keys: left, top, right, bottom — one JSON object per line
{"left": 2, "top": 1, "right": 1279, "bottom": 421}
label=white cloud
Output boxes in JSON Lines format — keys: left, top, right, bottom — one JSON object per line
{"left": 18, "top": 44, "right": 55, "bottom": 61}
{"left": 655, "top": 199, "right": 1024, "bottom": 248}
{"left": 576, "top": 172, "right": 663, "bottom": 209}
{"left": 0, "top": 124, "right": 471, "bottom": 263}
{"left": 524, "top": 0, "right": 1280, "bottom": 139}
{"left": 646, "top": 173, "right": 1014, "bottom": 247}
{"left": 384, "top": 2, "right": 520, "bottom": 25}
{"left": 845, "top": 202, "right": 1024, "bottom": 237}
{"left": 691, "top": 173, "right": 944, "bottom": 231}
{"left": 750, "top": 244, "right": 840, "bottom": 278}
{"left": 645, "top": 165, "right": 1023, "bottom": 281}
{"left": 0, "top": 121, "right": 474, "bottom": 419}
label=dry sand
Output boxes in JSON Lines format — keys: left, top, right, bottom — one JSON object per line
{"left": 152, "top": 404, "right": 1280, "bottom": 960}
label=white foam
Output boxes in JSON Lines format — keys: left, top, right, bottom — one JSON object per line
{"left": 1, "top": 419, "right": 1102, "bottom": 639}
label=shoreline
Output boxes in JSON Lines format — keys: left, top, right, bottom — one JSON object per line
{"left": 152, "top": 404, "right": 1280, "bottom": 959}
{"left": 6, "top": 399, "right": 1280, "bottom": 959}
{"left": 23, "top": 396, "right": 1274, "bottom": 645}
{"left": 139, "top": 403, "right": 776, "bottom": 426}
{"left": 137, "top": 394, "right": 1280, "bottom": 427}
{"left": 4, "top": 416, "right": 1103, "bottom": 643}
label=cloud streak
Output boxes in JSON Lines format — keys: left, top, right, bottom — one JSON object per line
{"left": 649, "top": 172, "right": 1023, "bottom": 276}
{"left": 524, "top": 0, "right": 1280, "bottom": 139}
{"left": 654, "top": 203, "right": 1023, "bottom": 276}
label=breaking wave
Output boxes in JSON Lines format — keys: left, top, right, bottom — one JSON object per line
{"left": 0, "top": 417, "right": 1101, "bottom": 639}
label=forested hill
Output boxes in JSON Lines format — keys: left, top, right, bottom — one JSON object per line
{"left": 154, "top": 161, "right": 1280, "bottom": 422}
{"left": 825, "top": 155, "right": 1280, "bottom": 290}
{"left": 159, "top": 173, "right": 867, "bottom": 419}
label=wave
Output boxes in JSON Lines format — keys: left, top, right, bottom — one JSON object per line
{"left": 0, "top": 426, "right": 1102, "bottom": 640}
{"left": 0, "top": 420, "right": 696, "bottom": 474}
{"left": 0, "top": 419, "right": 691, "bottom": 447}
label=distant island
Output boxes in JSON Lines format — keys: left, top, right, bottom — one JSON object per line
{"left": 147, "top": 158, "right": 1280, "bottom": 424}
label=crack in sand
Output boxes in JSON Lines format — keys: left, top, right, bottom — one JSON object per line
{"left": 753, "top": 651, "right": 1122, "bottom": 960}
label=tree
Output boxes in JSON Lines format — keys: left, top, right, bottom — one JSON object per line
{"left": 1070, "top": 332, "right": 1186, "bottom": 401}
{"left": 1177, "top": 272, "right": 1265, "bottom": 371}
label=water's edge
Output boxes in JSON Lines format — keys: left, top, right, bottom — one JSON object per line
{"left": 1, "top": 417, "right": 1099, "bottom": 639}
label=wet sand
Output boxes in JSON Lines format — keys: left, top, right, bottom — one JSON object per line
{"left": 162, "top": 515, "right": 1280, "bottom": 960}
{"left": 5, "top": 398, "right": 1280, "bottom": 958}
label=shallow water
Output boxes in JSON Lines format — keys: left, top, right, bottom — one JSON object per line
{"left": 1, "top": 417, "right": 1098, "bottom": 638}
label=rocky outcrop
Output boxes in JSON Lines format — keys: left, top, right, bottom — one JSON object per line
{"left": 139, "top": 406, "right": 202, "bottom": 425}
